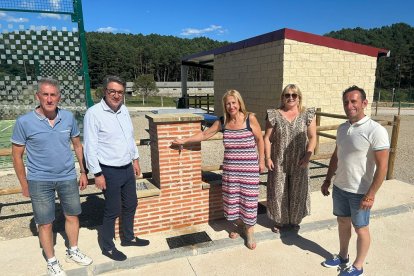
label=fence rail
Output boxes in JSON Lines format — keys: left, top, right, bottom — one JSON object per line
{"left": 0, "top": 111, "right": 401, "bottom": 196}
{"left": 179, "top": 95, "right": 214, "bottom": 114}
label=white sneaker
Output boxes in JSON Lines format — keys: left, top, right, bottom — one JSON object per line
{"left": 47, "top": 260, "right": 66, "bottom": 276}
{"left": 65, "top": 248, "right": 93, "bottom": 266}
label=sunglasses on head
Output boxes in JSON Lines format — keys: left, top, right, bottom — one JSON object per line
{"left": 284, "top": 93, "right": 298, "bottom": 100}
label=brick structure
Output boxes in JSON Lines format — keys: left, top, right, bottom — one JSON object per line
{"left": 182, "top": 28, "right": 389, "bottom": 129}
{"left": 130, "top": 113, "right": 223, "bottom": 235}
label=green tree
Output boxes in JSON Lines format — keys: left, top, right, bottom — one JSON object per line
{"left": 133, "top": 74, "right": 159, "bottom": 104}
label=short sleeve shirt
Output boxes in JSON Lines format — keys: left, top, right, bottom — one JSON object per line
{"left": 334, "top": 116, "right": 389, "bottom": 194}
{"left": 11, "top": 108, "right": 80, "bottom": 181}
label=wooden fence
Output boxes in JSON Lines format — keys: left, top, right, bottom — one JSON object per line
{"left": 180, "top": 95, "right": 214, "bottom": 114}
{"left": 0, "top": 110, "right": 401, "bottom": 196}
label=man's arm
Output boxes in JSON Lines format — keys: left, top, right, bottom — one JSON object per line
{"left": 71, "top": 136, "right": 88, "bottom": 190}
{"left": 361, "top": 149, "right": 389, "bottom": 209}
{"left": 11, "top": 143, "right": 29, "bottom": 197}
{"left": 321, "top": 146, "right": 338, "bottom": 196}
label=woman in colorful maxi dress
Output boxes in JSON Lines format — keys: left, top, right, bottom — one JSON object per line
{"left": 264, "top": 84, "right": 316, "bottom": 233}
{"left": 172, "top": 90, "right": 264, "bottom": 250}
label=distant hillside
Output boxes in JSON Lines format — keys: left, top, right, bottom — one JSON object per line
{"left": 86, "top": 32, "right": 228, "bottom": 87}
{"left": 85, "top": 23, "right": 413, "bottom": 101}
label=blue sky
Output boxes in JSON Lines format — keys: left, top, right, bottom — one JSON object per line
{"left": 0, "top": 0, "right": 413, "bottom": 42}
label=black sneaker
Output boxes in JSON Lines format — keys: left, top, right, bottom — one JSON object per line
{"left": 102, "top": 247, "right": 127, "bottom": 261}
{"left": 121, "top": 237, "right": 150, "bottom": 247}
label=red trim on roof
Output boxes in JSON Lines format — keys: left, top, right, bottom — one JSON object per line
{"left": 182, "top": 28, "right": 389, "bottom": 63}
{"left": 283, "top": 28, "right": 389, "bottom": 58}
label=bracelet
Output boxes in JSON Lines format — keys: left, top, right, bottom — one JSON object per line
{"left": 363, "top": 196, "right": 374, "bottom": 202}
{"left": 264, "top": 157, "right": 271, "bottom": 160}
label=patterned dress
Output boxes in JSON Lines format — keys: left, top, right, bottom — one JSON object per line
{"left": 266, "top": 107, "right": 315, "bottom": 225}
{"left": 221, "top": 115, "right": 260, "bottom": 226}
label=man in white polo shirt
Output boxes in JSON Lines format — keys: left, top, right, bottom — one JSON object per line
{"left": 321, "top": 85, "right": 389, "bottom": 276}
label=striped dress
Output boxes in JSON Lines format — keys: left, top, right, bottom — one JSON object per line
{"left": 221, "top": 115, "right": 260, "bottom": 226}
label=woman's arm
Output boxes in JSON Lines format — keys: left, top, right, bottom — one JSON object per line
{"left": 172, "top": 119, "right": 221, "bottom": 145}
{"left": 263, "top": 119, "right": 274, "bottom": 171}
{"left": 298, "top": 116, "right": 317, "bottom": 167}
{"left": 249, "top": 114, "right": 265, "bottom": 173}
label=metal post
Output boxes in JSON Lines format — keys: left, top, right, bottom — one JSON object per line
{"left": 314, "top": 108, "right": 321, "bottom": 155}
{"left": 375, "top": 101, "right": 378, "bottom": 116}
{"left": 180, "top": 64, "right": 188, "bottom": 108}
{"left": 73, "top": 0, "right": 93, "bottom": 108}
{"left": 207, "top": 94, "right": 210, "bottom": 114}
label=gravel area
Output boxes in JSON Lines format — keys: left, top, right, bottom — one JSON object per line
{"left": 1, "top": 112, "right": 412, "bottom": 241}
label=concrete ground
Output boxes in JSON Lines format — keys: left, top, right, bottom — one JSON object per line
{"left": 0, "top": 179, "right": 413, "bottom": 276}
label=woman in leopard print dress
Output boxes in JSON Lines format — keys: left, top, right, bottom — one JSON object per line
{"left": 264, "top": 84, "right": 317, "bottom": 232}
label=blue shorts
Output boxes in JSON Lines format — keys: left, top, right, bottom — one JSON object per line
{"left": 28, "top": 179, "right": 81, "bottom": 225}
{"left": 332, "top": 185, "right": 370, "bottom": 228}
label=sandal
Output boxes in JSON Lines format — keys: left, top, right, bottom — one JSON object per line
{"left": 229, "top": 221, "right": 242, "bottom": 239}
{"left": 271, "top": 223, "right": 284, "bottom": 233}
{"left": 245, "top": 225, "right": 256, "bottom": 250}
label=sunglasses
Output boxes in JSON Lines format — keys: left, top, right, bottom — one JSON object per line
{"left": 284, "top": 93, "right": 298, "bottom": 100}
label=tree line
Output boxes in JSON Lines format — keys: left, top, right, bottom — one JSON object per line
{"left": 86, "top": 23, "right": 413, "bottom": 101}
{"left": 325, "top": 23, "right": 414, "bottom": 101}
{"left": 1, "top": 23, "right": 412, "bottom": 101}
{"left": 85, "top": 32, "right": 228, "bottom": 88}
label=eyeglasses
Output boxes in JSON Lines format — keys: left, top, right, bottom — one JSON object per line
{"left": 106, "top": 89, "right": 125, "bottom": 96}
{"left": 284, "top": 93, "right": 298, "bottom": 100}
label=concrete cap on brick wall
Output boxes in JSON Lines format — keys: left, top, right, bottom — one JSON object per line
{"left": 145, "top": 113, "right": 203, "bottom": 123}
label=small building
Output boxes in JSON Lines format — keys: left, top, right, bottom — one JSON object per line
{"left": 181, "top": 28, "right": 389, "bottom": 127}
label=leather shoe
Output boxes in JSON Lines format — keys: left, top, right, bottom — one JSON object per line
{"left": 102, "top": 247, "right": 127, "bottom": 261}
{"left": 121, "top": 237, "right": 150, "bottom": 247}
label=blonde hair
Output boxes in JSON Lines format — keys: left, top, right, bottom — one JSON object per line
{"left": 279, "top": 84, "right": 305, "bottom": 112}
{"left": 221, "top": 89, "right": 248, "bottom": 124}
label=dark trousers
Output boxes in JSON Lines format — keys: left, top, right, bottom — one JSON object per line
{"left": 100, "top": 163, "right": 137, "bottom": 251}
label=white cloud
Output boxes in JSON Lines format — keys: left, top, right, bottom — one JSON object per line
{"left": 97, "top": 26, "right": 131, "bottom": 33}
{"left": 97, "top": 26, "right": 118, "bottom": 33}
{"left": 180, "top": 24, "right": 227, "bottom": 36}
{"left": 0, "top": 12, "right": 29, "bottom": 23}
{"left": 39, "top": 13, "right": 69, "bottom": 20}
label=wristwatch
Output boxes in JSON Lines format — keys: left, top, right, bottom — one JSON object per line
{"left": 94, "top": 172, "right": 103, "bottom": 177}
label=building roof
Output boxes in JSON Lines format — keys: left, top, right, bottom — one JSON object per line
{"left": 181, "top": 28, "right": 390, "bottom": 69}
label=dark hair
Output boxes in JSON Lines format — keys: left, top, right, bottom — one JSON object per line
{"left": 102, "top": 75, "right": 126, "bottom": 90}
{"left": 37, "top": 77, "right": 60, "bottom": 94}
{"left": 342, "top": 85, "right": 366, "bottom": 101}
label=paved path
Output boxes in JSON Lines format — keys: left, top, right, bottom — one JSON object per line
{"left": 0, "top": 179, "right": 413, "bottom": 276}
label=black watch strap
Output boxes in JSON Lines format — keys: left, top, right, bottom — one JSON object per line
{"left": 94, "top": 172, "right": 102, "bottom": 177}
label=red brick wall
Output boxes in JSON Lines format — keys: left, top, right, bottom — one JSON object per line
{"left": 131, "top": 116, "right": 224, "bottom": 235}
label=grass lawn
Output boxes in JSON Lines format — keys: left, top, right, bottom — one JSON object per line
{"left": 0, "top": 120, "right": 15, "bottom": 168}
{"left": 126, "top": 96, "right": 177, "bottom": 107}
